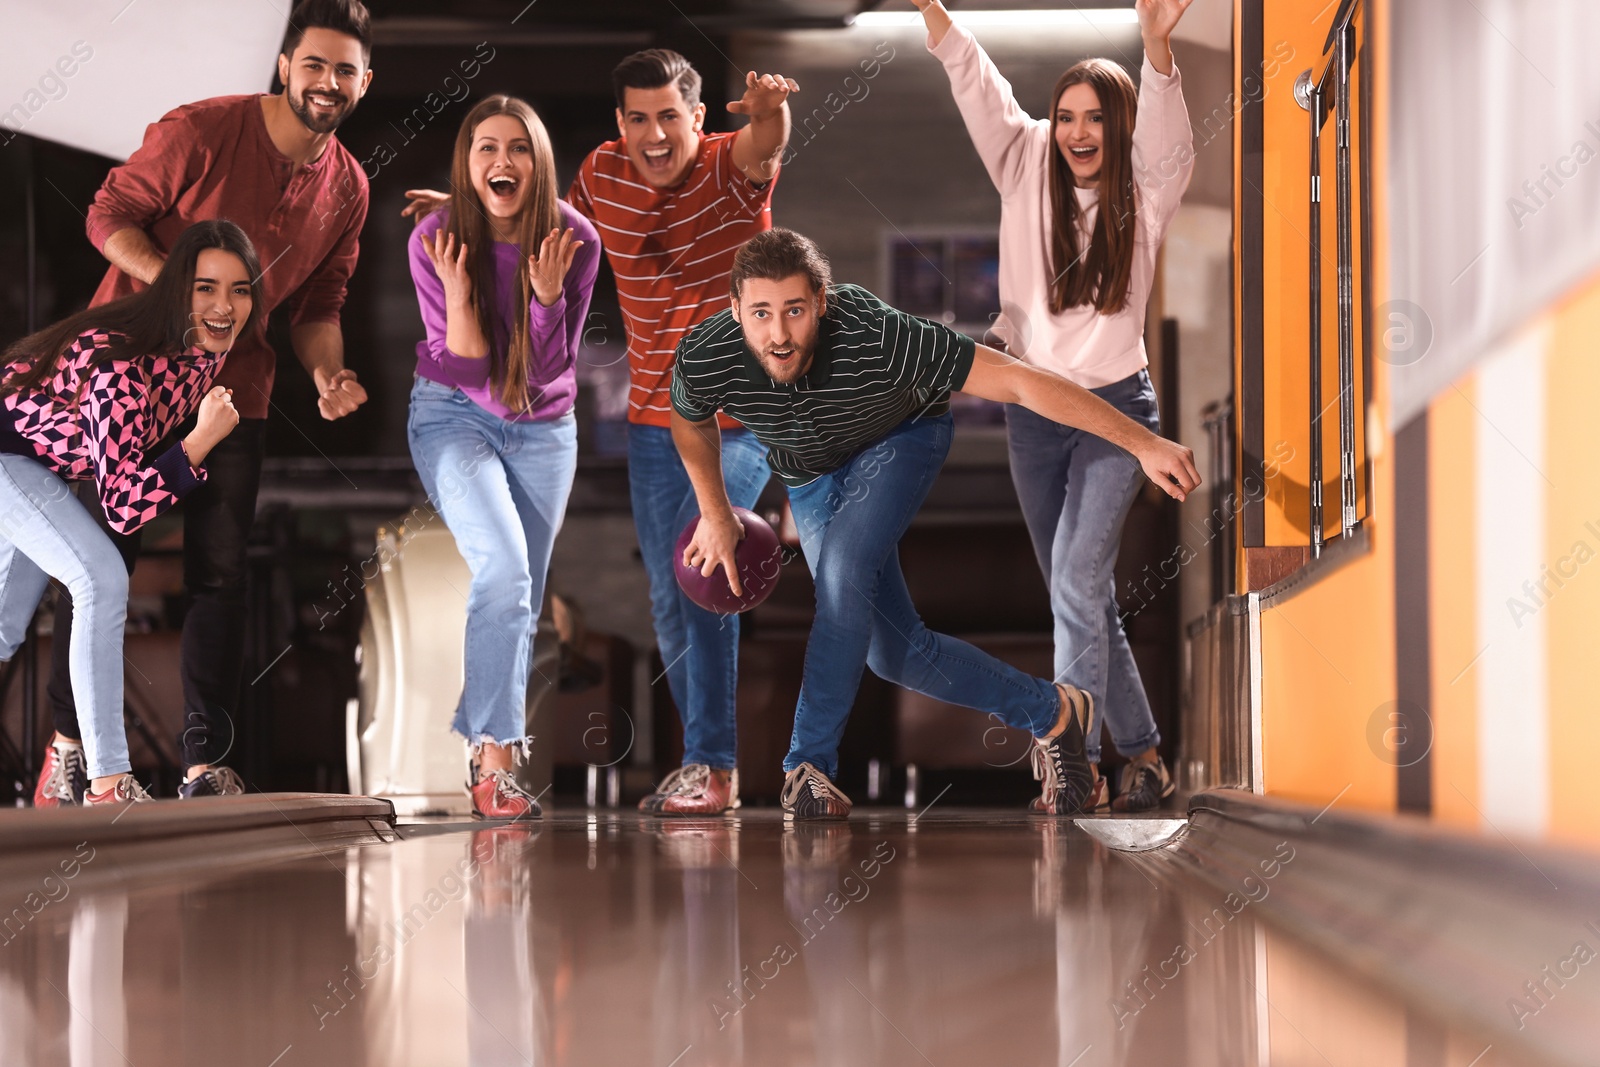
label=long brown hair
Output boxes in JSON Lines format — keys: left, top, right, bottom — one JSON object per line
{"left": 438, "top": 95, "right": 562, "bottom": 412}
{"left": 1047, "top": 59, "right": 1138, "bottom": 316}
{"left": 2, "top": 219, "right": 262, "bottom": 397}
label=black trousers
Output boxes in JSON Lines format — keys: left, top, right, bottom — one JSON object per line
{"left": 49, "top": 419, "right": 266, "bottom": 769}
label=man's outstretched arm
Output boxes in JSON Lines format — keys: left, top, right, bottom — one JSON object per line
{"left": 729, "top": 71, "right": 799, "bottom": 184}
{"left": 960, "top": 344, "right": 1201, "bottom": 500}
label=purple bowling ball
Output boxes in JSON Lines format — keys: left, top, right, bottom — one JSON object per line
{"left": 674, "top": 507, "right": 783, "bottom": 614}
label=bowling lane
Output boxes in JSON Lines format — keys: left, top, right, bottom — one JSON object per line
{"left": 0, "top": 810, "right": 1530, "bottom": 1067}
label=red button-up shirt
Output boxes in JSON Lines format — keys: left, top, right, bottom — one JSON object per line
{"left": 86, "top": 94, "right": 368, "bottom": 419}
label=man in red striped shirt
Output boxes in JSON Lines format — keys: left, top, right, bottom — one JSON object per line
{"left": 575, "top": 51, "right": 797, "bottom": 816}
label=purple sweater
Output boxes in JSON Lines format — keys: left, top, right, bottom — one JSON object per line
{"left": 408, "top": 202, "right": 600, "bottom": 420}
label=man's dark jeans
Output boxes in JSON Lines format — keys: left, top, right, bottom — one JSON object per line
{"left": 49, "top": 418, "right": 266, "bottom": 770}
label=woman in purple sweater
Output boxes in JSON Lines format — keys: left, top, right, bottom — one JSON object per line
{"left": 917, "top": 0, "right": 1196, "bottom": 814}
{"left": 407, "top": 95, "right": 600, "bottom": 820}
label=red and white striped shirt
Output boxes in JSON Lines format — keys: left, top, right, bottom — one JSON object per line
{"left": 568, "top": 131, "right": 777, "bottom": 428}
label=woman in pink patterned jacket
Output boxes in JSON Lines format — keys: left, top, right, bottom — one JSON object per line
{"left": 0, "top": 220, "right": 257, "bottom": 806}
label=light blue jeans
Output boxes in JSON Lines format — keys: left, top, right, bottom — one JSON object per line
{"left": 1005, "top": 368, "right": 1163, "bottom": 764}
{"left": 786, "top": 414, "right": 1060, "bottom": 778}
{"left": 0, "top": 455, "right": 129, "bottom": 780}
{"left": 627, "top": 423, "right": 771, "bottom": 770}
{"left": 407, "top": 378, "right": 578, "bottom": 748}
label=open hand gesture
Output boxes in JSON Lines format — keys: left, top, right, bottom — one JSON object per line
{"left": 402, "top": 188, "right": 450, "bottom": 224}
{"left": 1136, "top": 0, "right": 1195, "bottom": 44}
{"left": 422, "top": 229, "right": 473, "bottom": 309}
{"left": 727, "top": 71, "right": 799, "bottom": 120}
{"left": 528, "top": 228, "right": 584, "bottom": 308}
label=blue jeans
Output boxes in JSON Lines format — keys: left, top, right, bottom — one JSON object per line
{"left": 1005, "top": 368, "right": 1162, "bottom": 764}
{"left": 407, "top": 377, "right": 578, "bottom": 748}
{"left": 0, "top": 455, "right": 129, "bottom": 780}
{"left": 786, "top": 414, "right": 1060, "bottom": 779}
{"left": 627, "top": 423, "right": 771, "bottom": 771}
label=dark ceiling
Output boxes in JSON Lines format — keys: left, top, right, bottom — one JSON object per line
{"left": 367, "top": 0, "right": 1139, "bottom": 42}
{"left": 371, "top": 0, "right": 875, "bottom": 41}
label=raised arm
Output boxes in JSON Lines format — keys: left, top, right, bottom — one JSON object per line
{"left": 912, "top": 0, "right": 954, "bottom": 45}
{"left": 915, "top": 0, "right": 1041, "bottom": 195}
{"left": 1138, "top": 0, "right": 1194, "bottom": 76}
{"left": 729, "top": 71, "right": 799, "bottom": 185}
{"left": 960, "top": 344, "right": 1200, "bottom": 500}
{"left": 1131, "top": 0, "right": 1197, "bottom": 229}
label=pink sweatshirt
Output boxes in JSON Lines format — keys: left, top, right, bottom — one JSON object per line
{"left": 929, "top": 25, "right": 1194, "bottom": 387}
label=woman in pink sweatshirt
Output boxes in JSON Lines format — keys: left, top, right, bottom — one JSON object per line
{"left": 917, "top": 0, "right": 1195, "bottom": 814}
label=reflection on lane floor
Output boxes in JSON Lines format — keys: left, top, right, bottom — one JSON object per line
{"left": 0, "top": 812, "right": 1528, "bottom": 1067}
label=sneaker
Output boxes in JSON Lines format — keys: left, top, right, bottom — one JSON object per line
{"left": 33, "top": 736, "right": 88, "bottom": 807}
{"left": 470, "top": 769, "right": 541, "bottom": 820}
{"left": 83, "top": 774, "right": 155, "bottom": 807}
{"left": 649, "top": 764, "right": 739, "bottom": 816}
{"left": 780, "top": 762, "right": 851, "bottom": 821}
{"left": 1112, "top": 754, "right": 1176, "bottom": 812}
{"left": 1029, "top": 683, "right": 1097, "bottom": 816}
{"left": 177, "top": 766, "right": 246, "bottom": 799}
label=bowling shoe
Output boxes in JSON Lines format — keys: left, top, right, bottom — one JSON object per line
{"left": 1111, "top": 754, "right": 1175, "bottom": 812}
{"left": 471, "top": 768, "right": 542, "bottom": 820}
{"left": 34, "top": 734, "right": 88, "bottom": 807}
{"left": 83, "top": 774, "right": 155, "bottom": 807}
{"left": 658, "top": 765, "right": 740, "bottom": 816}
{"left": 1029, "top": 683, "right": 1097, "bottom": 816}
{"left": 639, "top": 764, "right": 694, "bottom": 813}
{"left": 178, "top": 766, "right": 246, "bottom": 798}
{"left": 1030, "top": 773, "right": 1107, "bottom": 815}
{"left": 781, "top": 763, "right": 852, "bottom": 821}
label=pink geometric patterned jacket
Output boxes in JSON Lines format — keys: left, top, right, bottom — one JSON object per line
{"left": 0, "top": 329, "right": 223, "bottom": 535}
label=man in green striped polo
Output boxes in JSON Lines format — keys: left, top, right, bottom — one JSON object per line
{"left": 670, "top": 228, "right": 1199, "bottom": 820}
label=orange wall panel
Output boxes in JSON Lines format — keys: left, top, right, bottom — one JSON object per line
{"left": 1542, "top": 278, "right": 1600, "bottom": 847}
{"left": 1426, "top": 381, "right": 1480, "bottom": 829}
{"left": 1254, "top": 0, "right": 1397, "bottom": 818}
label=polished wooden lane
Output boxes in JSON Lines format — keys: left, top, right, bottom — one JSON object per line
{"left": 0, "top": 810, "right": 1535, "bottom": 1066}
